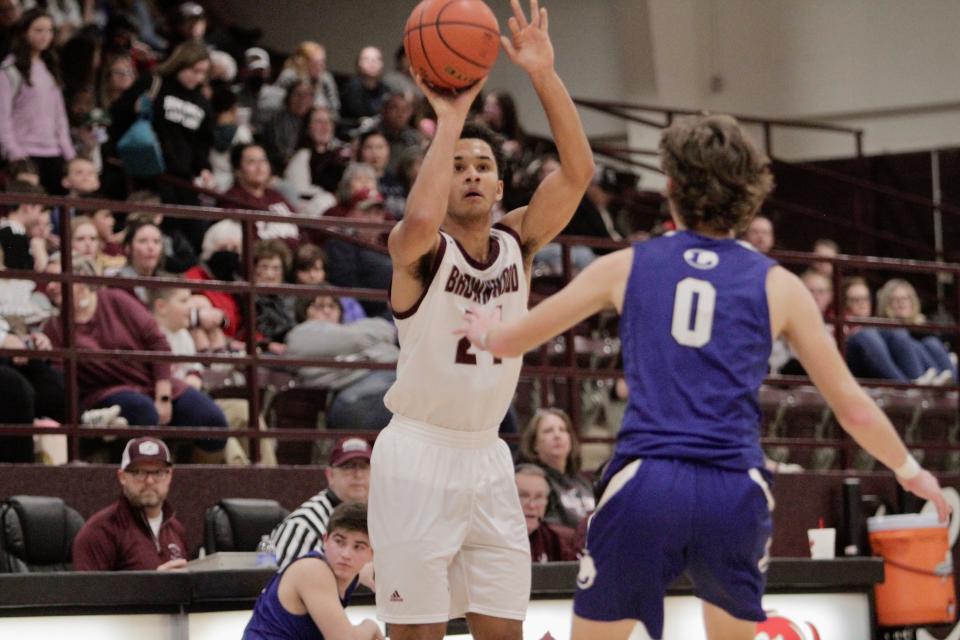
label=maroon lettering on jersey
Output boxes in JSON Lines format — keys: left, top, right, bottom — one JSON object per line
{"left": 445, "top": 264, "right": 520, "bottom": 305}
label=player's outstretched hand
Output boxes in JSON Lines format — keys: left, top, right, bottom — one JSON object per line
{"left": 898, "top": 470, "right": 952, "bottom": 523}
{"left": 412, "top": 72, "right": 486, "bottom": 122}
{"left": 501, "top": 0, "right": 554, "bottom": 76}
{"left": 454, "top": 305, "right": 502, "bottom": 352}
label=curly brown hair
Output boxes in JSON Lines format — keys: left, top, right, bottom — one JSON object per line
{"left": 659, "top": 114, "right": 774, "bottom": 235}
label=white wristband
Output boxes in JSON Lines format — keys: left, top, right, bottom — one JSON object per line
{"left": 893, "top": 454, "right": 921, "bottom": 480}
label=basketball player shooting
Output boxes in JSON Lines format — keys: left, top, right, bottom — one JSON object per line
{"left": 457, "top": 113, "right": 950, "bottom": 640}
{"left": 367, "top": 1, "right": 594, "bottom": 639}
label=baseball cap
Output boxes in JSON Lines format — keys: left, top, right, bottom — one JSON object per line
{"left": 177, "top": 1, "right": 205, "bottom": 20}
{"left": 245, "top": 47, "right": 270, "bottom": 71}
{"left": 329, "top": 437, "right": 372, "bottom": 467}
{"left": 346, "top": 187, "right": 385, "bottom": 212}
{"left": 121, "top": 437, "right": 173, "bottom": 470}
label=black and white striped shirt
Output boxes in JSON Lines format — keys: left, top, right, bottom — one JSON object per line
{"left": 268, "top": 489, "right": 341, "bottom": 570}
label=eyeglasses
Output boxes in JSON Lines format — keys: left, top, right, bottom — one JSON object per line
{"left": 125, "top": 468, "right": 171, "bottom": 481}
{"left": 336, "top": 461, "right": 369, "bottom": 473}
{"left": 518, "top": 493, "right": 549, "bottom": 506}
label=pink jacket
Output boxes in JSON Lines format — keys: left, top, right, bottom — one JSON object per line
{"left": 0, "top": 56, "right": 75, "bottom": 161}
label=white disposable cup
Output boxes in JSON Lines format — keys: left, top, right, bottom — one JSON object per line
{"left": 807, "top": 527, "right": 836, "bottom": 559}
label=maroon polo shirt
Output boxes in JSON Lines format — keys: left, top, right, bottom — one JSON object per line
{"left": 72, "top": 496, "right": 187, "bottom": 571}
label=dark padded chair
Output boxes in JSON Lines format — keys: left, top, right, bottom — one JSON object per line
{"left": 0, "top": 495, "right": 85, "bottom": 573}
{"left": 203, "top": 498, "right": 290, "bottom": 554}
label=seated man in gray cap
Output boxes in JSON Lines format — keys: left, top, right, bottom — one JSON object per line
{"left": 72, "top": 437, "right": 188, "bottom": 571}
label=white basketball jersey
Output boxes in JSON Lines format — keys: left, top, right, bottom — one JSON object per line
{"left": 384, "top": 224, "right": 529, "bottom": 432}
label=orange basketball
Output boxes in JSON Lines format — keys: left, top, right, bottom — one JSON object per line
{"left": 404, "top": 0, "right": 500, "bottom": 92}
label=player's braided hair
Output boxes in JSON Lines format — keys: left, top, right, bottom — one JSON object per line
{"left": 660, "top": 114, "right": 774, "bottom": 235}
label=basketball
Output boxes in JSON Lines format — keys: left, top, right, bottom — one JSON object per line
{"left": 404, "top": 0, "right": 500, "bottom": 91}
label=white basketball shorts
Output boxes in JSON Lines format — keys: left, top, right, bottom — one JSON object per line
{"left": 369, "top": 414, "right": 531, "bottom": 624}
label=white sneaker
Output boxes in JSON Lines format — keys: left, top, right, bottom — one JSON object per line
{"left": 914, "top": 368, "right": 938, "bottom": 385}
{"left": 933, "top": 370, "right": 955, "bottom": 386}
{"left": 81, "top": 405, "right": 128, "bottom": 427}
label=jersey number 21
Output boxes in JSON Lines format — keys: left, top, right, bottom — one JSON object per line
{"left": 671, "top": 277, "right": 716, "bottom": 348}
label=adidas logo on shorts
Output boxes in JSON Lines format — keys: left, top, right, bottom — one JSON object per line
{"left": 390, "top": 590, "right": 403, "bottom": 602}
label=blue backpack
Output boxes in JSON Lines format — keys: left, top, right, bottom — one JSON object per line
{"left": 116, "top": 76, "right": 165, "bottom": 178}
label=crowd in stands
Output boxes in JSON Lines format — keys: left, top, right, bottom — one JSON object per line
{"left": 0, "top": 1, "right": 954, "bottom": 478}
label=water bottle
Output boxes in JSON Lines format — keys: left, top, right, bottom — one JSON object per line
{"left": 255, "top": 535, "right": 277, "bottom": 568}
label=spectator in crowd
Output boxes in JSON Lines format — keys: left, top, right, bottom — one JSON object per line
{"left": 844, "top": 277, "right": 943, "bottom": 384}
{"left": 70, "top": 104, "right": 109, "bottom": 173}
{"left": 126, "top": 191, "right": 197, "bottom": 273}
{"left": 252, "top": 238, "right": 294, "bottom": 352}
{"left": 208, "top": 82, "right": 253, "bottom": 192}
{"left": 381, "top": 44, "right": 415, "bottom": 97}
{"left": 184, "top": 218, "right": 241, "bottom": 349}
{"left": 207, "top": 48, "right": 236, "bottom": 84}
{"left": 515, "top": 463, "right": 578, "bottom": 563}
{"left": 0, "top": 179, "right": 44, "bottom": 271}
{"left": 268, "top": 436, "right": 373, "bottom": 570}
{"left": 318, "top": 161, "right": 378, "bottom": 223}
{"left": 0, "top": 0, "right": 21, "bottom": 61}
{"left": 235, "top": 46, "right": 284, "bottom": 133}
{"left": 802, "top": 269, "right": 833, "bottom": 317}
{"left": 742, "top": 213, "right": 774, "bottom": 254}
{"left": 59, "top": 22, "right": 99, "bottom": 96}
{"left": 90, "top": 207, "right": 123, "bottom": 254}
{"left": 481, "top": 89, "right": 525, "bottom": 163}
{"left": 322, "top": 187, "right": 392, "bottom": 319}
{"left": 290, "top": 242, "right": 365, "bottom": 323}
{"left": 811, "top": 238, "right": 839, "bottom": 278}
{"left": 877, "top": 278, "right": 956, "bottom": 384}
{"left": 259, "top": 77, "right": 312, "bottom": 173}
{"left": 535, "top": 162, "right": 623, "bottom": 276}
{"left": 375, "top": 90, "right": 422, "bottom": 174}
{"left": 774, "top": 270, "right": 834, "bottom": 376}
{"left": 115, "top": 215, "right": 164, "bottom": 304}
{"left": 60, "top": 154, "right": 100, "bottom": 203}
{"left": 168, "top": 0, "right": 206, "bottom": 49}
{"left": 276, "top": 40, "right": 339, "bottom": 118}
{"left": 72, "top": 436, "right": 189, "bottom": 570}
{"left": 110, "top": 38, "right": 213, "bottom": 245}
{"left": 283, "top": 105, "right": 348, "bottom": 217}
{"left": 149, "top": 286, "right": 202, "bottom": 385}
{"left": 101, "top": 12, "right": 156, "bottom": 77}
{"left": 356, "top": 129, "right": 404, "bottom": 220}
{"left": 0, "top": 303, "right": 63, "bottom": 462}
{"left": 97, "top": 51, "right": 137, "bottom": 109}
{"left": 101, "top": 0, "right": 167, "bottom": 54}
{"left": 0, "top": 7, "right": 76, "bottom": 194}
{"left": 338, "top": 45, "right": 387, "bottom": 129}
{"left": 21, "top": 0, "right": 87, "bottom": 46}
{"left": 149, "top": 282, "right": 276, "bottom": 466}
{"left": 286, "top": 293, "right": 397, "bottom": 430}
{"left": 28, "top": 205, "right": 55, "bottom": 267}
{"left": 44, "top": 256, "right": 229, "bottom": 455}
{"left": 244, "top": 502, "right": 382, "bottom": 640}
{"left": 223, "top": 142, "right": 299, "bottom": 246}
{"left": 844, "top": 276, "right": 871, "bottom": 320}
{"left": 70, "top": 213, "right": 99, "bottom": 259}
{"left": 518, "top": 408, "right": 595, "bottom": 528}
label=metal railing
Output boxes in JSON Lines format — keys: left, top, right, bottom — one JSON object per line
{"left": 0, "top": 191, "right": 957, "bottom": 469}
